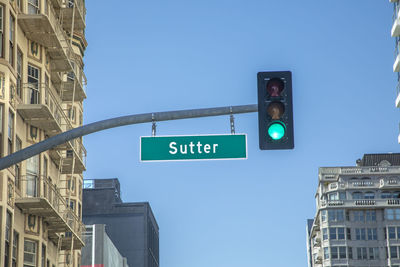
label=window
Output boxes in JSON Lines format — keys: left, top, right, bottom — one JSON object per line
{"left": 346, "top": 228, "right": 351, "bottom": 240}
{"left": 27, "top": 65, "right": 40, "bottom": 104}
{"left": 339, "top": 246, "right": 346, "bottom": 259}
{"left": 16, "top": 49, "right": 22, "bottom": 98}
{"left": 67, "top": 176, "right": 75, "bottom": 193}
{"left": 364, "top": 191, "right": 375, "bottom": 199}
{"left": 328, "top": 209, "right": 344, "bottom": 222}
{"left": 330, "top": 247, "right": 346, "bottom": 259}
{"left": 321, "top": 210, "right": 326, "bottom": 222}
{"left": 367, "top": 228, "right": 377, "bottom": 240}
{"left": 8, "top": 110, "right": 13, "bottom": 155}
{"left": 387, "top": 226, "right": 400, "bottom": 240}
{"left": 337, "top": 227, "right": 345, "bottom": 239}
{"left": 28, "top": 0, "right": 40, "bottom": 14}
{"left": 357, "top": 247, "right": 368, "bottom": 260}
{"left": 391, "top": 246, "right": 398, "bottom": 259}
{"left": 322, "top": 228, "right": 328, "bottom": 240}
{"left": 328, "top": 192, "right": 346, "bottom": 201}
{"left": 382, "top": 191, "right": 400, "bottom": 199}
{"left": 352, "top": 191, "right": 363, "bottom": 199}
{"left": 24, "top": 240, "right": 37, "bottom": 267}
{"left": 9, "top": 13, "right": 14, "bottom": 67}
{"left": 0, "top": 5, "right": 4, "bottom": 58}
{"left": 327, "top": 227, "right": 345, "bottom": 240}
{"left": 331, "top": 247, "right": 338, "bottom": 259}
{"left": 355, "top": 228, "right": 366, "bottom": 240}
{"left": 5, "top": 211, "right": 11, "bottom": 266}
{"left": 366, "top": 210, "right": 376, "bottom": 221}
{"left": 26, "top": 155, "right": 39, "bottom": 197}
{"left": 324, "top": 247, "right": 329, "bottom": 260}
{"left": 41, "top": 244, "right": 45, "bottom": 267}
{"left": 348, "top": 247, "right": 353, "bottom": 259}
{"left": 354, "top": 210, "right": 365, "bottom": 221}
{"left": 386, "top": 209, "right": 400, "bottom": 220}
{"left": 330, "top": 228, "right": 337, "bottom": 240}
{"left": 69, "top": 199, "right": 75, "bottom": 211}
{"left": 369, "top": 247, "right": 379, "bottom": 260}
{"left": 12, "top": 231, "right": 18, "bottom": 267}
{"left": 389, "top": 227, "right": 396, "bottom": 239}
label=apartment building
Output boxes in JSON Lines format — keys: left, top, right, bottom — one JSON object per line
{"left": 0, "top": 0, "right": 87, "bottom": 266}
{"left": 392, "top": 0, "right": 400, "bottom": 140}
{"left": 308, "top": 153, "right": 400, "bottom": 267}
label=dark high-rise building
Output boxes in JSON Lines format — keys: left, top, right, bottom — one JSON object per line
{"left": 82, "top": 178, "right": 159, "bottom": 267}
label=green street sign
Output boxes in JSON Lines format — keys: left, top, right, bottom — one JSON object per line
{"left": 140, "top": 134, "right": 247, "bottom": 162}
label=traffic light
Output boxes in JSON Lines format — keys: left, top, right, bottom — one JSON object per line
{"left": 257, "top": 71, "right": 294, "bottom": 150}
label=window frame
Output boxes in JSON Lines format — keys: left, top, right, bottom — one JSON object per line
{"left": 23, "top": 239, "right": 37, "bottom": 267}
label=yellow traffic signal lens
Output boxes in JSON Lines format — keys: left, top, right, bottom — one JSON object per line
{"left": 267, "top": 102, "right": 285, "bottom": 120}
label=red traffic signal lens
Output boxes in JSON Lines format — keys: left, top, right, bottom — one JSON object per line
{"left": 266, "top": 78, "right": 284, "bottom": 97}
{"left": 267, "top": 101, "right": 285, "bottom": 120}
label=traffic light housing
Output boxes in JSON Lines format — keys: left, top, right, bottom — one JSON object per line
{"left": 257, "top": 71, "right": 294, "bottom": 150}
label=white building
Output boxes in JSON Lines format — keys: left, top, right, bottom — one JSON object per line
{"left": 308, "top": 153, "right": 400, "bottom": 267}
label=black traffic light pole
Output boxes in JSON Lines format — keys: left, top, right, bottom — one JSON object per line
{"left": 0, "top": 104, "right": 258, "bottom": 170}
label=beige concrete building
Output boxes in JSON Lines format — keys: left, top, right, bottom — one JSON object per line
{"left": 308, "top": 154, "right": 400, "bottom": 267}
{"left": 0, "top": 0, "right": 87, "bottom": 266}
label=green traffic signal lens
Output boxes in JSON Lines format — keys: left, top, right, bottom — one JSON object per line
{"left": 268, "top": 122, "right": 286, "bottom": 140}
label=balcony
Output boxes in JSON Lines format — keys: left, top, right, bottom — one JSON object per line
{"left": 59, "top": 68, "right": 87, "bottom": 101}
{"left": 16, "top": 83, "right": 67, "bottom": 135}
{"left": 60, "top": 211, "right": 85, "bottom": 250}
{"left": 321, "top": 198, "right": 400, "bottom": 208}
{"left": 49, "top": 138, "right": 86, "bottom": 174}
{"left": 394, "top": 41, "right": 400, "bottom": 72}
{"left": 393, "top": 3, "right": 400, "bottom": 37}
{"left": 396, "top": 80, "right": 400, "bottom": 108}
{"left": 326, "top": 180, "right": 380, "bottom": 192}
{"left": 18, "top": 6, "right": 74, "bottom": 73}
{"left": 15, "top": 176, "right": 84, "bottom": 249}
{"left": 380, "top": 177, "right": 400, "bottom": 188}
{"left": 61, "top": 0, "right": 86, "bottom": 31}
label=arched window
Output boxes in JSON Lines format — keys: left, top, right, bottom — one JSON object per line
{"left": 364, "top": 192, "right": 375, "bottom": 199}
{"left": 352, "top": 192, "right": 363, "bottom": 200}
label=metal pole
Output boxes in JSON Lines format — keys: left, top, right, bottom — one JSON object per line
{"left": 0, "top": 104, "right": 257, "bottom": 170}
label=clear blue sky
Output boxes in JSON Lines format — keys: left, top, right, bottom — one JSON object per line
{"left": 83, "top": 1, "right": 396, "bottom": 267}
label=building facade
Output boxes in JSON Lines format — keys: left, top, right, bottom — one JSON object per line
{"left": 0, "top": 0, "right": 87, "bottom": 266}
{"left": 82, "top": 178, "right": 160, "bottom": 267}
{"left": 392, "top": 0, "right": 400, "bottom": 140}
{"left": 308, "top": 153, "right": 400, "bottom": 267}
{"left": 81, "top": 224, "right": 129, "bottom": 267}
